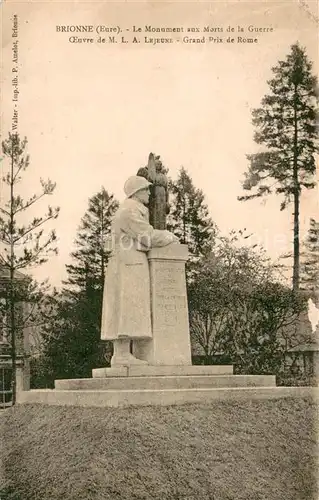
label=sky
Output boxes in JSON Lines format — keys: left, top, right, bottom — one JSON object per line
{"left": 0, "top": 0, "right": 318, "bottom": 288}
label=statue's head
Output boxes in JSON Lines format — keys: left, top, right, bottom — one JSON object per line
{"left": 124, "top": 176, "right": 151, "bottom": 205}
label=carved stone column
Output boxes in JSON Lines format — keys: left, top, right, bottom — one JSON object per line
{"left": 133, "top": 243, "right": 192, "bottom": 366}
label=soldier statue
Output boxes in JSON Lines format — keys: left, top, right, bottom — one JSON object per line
{"left": 101, "top": 175, "right": 178, "bottom": 366}
{"left": 137, "top": 152, "right": 170, "bottom": 230}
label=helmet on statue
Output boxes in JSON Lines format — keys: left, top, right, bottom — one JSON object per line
{"left": 124, "top": 176, "right": 151, "bottom": 198}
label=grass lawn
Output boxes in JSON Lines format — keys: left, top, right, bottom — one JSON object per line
{"left": 0, "top": 397, "right": 317, "bottom": 500}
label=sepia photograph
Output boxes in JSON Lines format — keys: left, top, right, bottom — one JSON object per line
{"left": 0, "top": 0, "right": 318, "bottom": 498}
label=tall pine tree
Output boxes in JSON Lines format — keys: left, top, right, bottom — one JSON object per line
{"left": 238, "top": 43, "right": 318, "bottom": 291}
{"left": 167, "top": 167, "right": 217, "bottom": 273}
{"left": 63, "top": 187, "right": 118, "bottom": 297}
{"left": 0, "top": 133, "right": 59, "bottom": 403}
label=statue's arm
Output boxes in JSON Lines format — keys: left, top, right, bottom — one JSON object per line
{"left": 124, "top": 207, "right": 177, "bottom": 250}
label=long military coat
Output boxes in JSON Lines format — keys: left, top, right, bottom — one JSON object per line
{"left": 101, "top": 198, "right": 174, "bottom": 340}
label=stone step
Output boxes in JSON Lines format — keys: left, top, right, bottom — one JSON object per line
{"left": 92, "top": 364, "right": 234, "bottom": 378}
{"left": 55, "top": 374, "right": 276, "bottom": 391}
{"left": 17, "top": 386, "right": 317, "bottom": 408}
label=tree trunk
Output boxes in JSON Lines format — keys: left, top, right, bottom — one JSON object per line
{"left": 292, "top": 83, "right": 300, "bottom": 292}
{"left": 10, "top": 277, "right": 16, "bottom": 405}
{"left": 293, "top": 188, "right": 300, "bottom": 292}
{"left": 10, "top": 148, "right": 16, "bottom": 406}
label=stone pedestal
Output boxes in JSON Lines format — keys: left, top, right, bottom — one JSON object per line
{"left": 16, "top": 357, "right": 30, "bottom": 392}
{"left": 16, "top": 363, "right": 25, "bottom": 393}
{"left": 133, "top": 243, "right": 192, "bottom": 365}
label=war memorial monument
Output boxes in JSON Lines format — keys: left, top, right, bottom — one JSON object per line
{"left": 17, "top": 153, "right": 312, "bottom": 407}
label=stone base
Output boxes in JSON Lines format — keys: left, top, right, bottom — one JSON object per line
{"left": 55, "top": 374, "right": 276, "bottom": 391}
{"left": 17, "top": 362, "right": 317, "bottom": 408}
{"left": 17, "top": 386, "right": 318, "bottom": 408}
{"left": 92, "top": 364, "right": 234, "bottom": 378}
